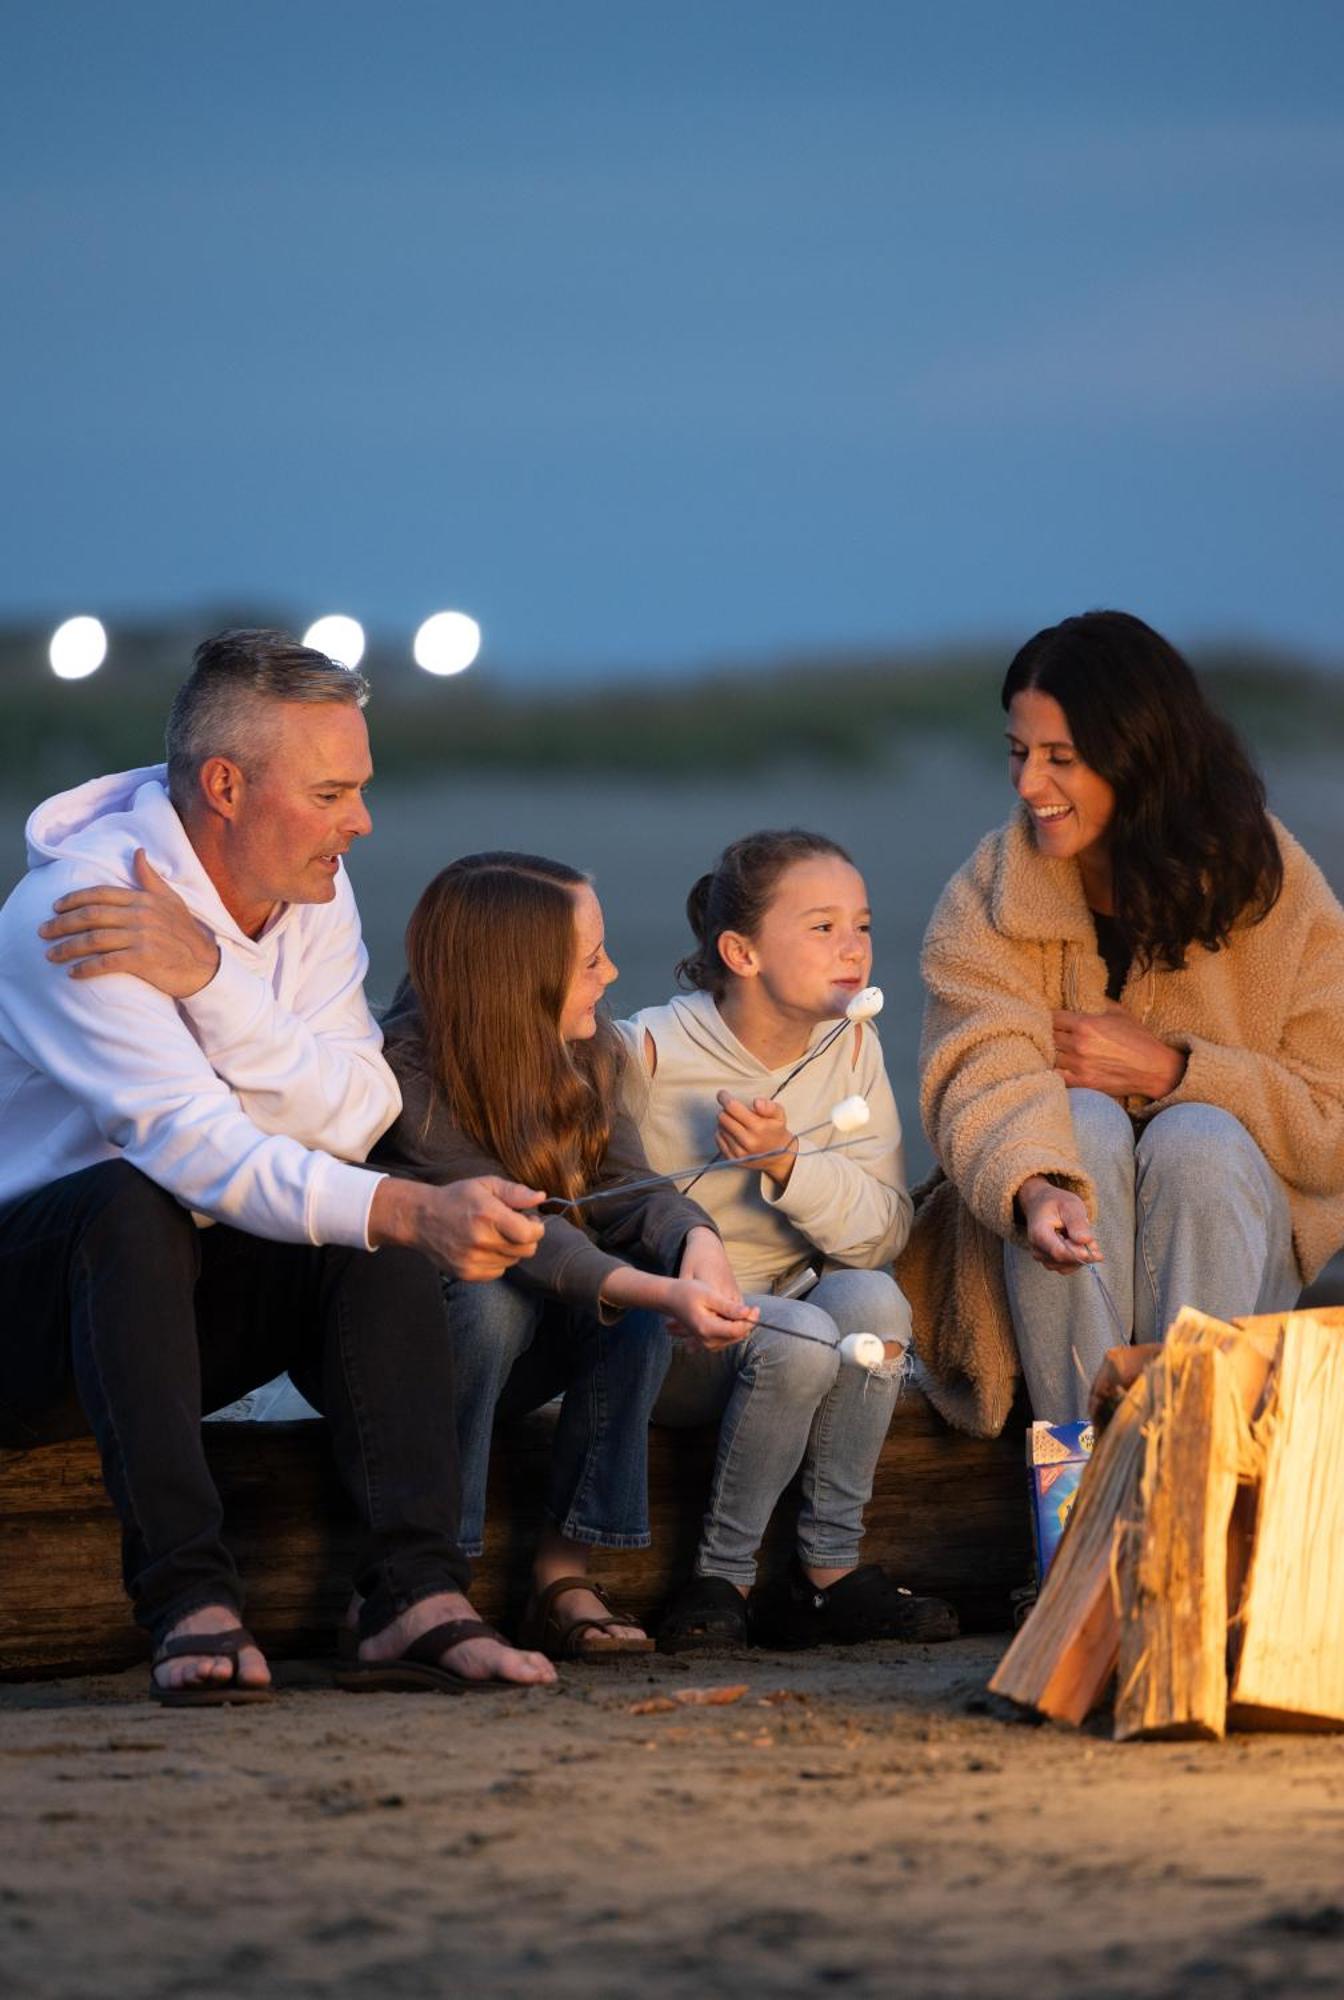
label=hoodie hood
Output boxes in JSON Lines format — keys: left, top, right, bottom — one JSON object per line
{"left": 23, "top": 763, "right": 266, "bottom": 951}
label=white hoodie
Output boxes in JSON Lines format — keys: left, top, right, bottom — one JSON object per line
{"left": 0, "top": 765, "right": 399, "bottom": 1247}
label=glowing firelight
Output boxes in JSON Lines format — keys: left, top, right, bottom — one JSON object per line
{"left": 49, "top": 616, "right": 108, "bottom": 681}
{"left": 302, "top": 615, "right": 366, "bottom": 669}
{"left": 413, "top": 610, "right": 481, "bottom": 676}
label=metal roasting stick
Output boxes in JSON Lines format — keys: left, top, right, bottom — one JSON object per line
{"left": 544, "top": 1130, "right": 870, "bottom": 1212}
{"left": 680, "top": 1020, "right": 854, "bottom": 1195}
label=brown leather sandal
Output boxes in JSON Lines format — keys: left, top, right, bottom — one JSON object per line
{"left": 519, "top": 1576, "right": 654, "bottom": 1660}
{"left": 334, "top": 1617, "right": 516, "bottom": 1694}
{"left": 150, "top": 1626, "right": 275, "bottom": 1707}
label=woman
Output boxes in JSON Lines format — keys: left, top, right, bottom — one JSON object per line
{"left": 621, "top": 829, "right": 957, "bottom": 1651}
{"left": 901, "top": 610, "right": 1344, "bottom": 1435}
{"left": 373, "top": 852, "right": 757, "bottom": 1660}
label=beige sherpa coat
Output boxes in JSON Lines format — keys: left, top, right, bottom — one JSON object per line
{"left": 897, "top": 810, "right": 1344, "bottom": 1437}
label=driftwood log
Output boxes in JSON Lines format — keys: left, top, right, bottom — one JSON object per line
{"left": 0, "top": 1385, "right": 1030, "bottom": 1679}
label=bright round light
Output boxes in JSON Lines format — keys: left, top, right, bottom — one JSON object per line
{"left": 49, "top": 616, "right": 108, "bottom": 681}
{"left": 413, "top": 610, "right": 481, "bottom": 677}
{"left": 302, "top": 614, "right": 366, "bottom": 669}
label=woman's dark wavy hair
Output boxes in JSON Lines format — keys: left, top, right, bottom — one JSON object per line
{"left": 1001, "top": 610, "right": 1282, "bottom": 970}
{"left": 676, "top": 829, "right": 854, "bottom": 998}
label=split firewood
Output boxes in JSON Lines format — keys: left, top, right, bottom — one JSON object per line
{"left": 991, "top": 1307, "right": 1271, "bottom": 1728}
{"left": 1229, "top": 1311, "right": 1344, "bottom": 1732}
{"left": 1113, "top": 1342, "right": 1252, "bottom": 1742}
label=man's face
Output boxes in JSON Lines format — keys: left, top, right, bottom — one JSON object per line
{"left": 222, "top": 700, "right": 373, "bottom": 932}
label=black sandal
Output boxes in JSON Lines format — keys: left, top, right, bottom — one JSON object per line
{"left": 657, "top": 1574, "right": 749, "bottom": 1655}
{"left": 150, "top": 1626, "right": 275, "bottom": 1707}
{"left": 334, "top": 1618, "right": 517, "bottom": 1695}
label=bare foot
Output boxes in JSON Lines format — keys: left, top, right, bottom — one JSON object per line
{"left": 359, "top": 1592, "right": 557, "bottom": 1686}
{"left": 152, "top": 1604, "right": 271, "bottom": 1695}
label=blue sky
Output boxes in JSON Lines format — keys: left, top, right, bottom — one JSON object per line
{"left": 5, "top": 1, "right": 1343, "bottom": 676}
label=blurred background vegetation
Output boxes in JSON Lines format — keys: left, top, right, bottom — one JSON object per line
{"left": 3, "top": 621, "right": 1343, "bottom": 790}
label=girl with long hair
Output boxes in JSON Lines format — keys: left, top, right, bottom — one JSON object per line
{"left": 372, "top": 852, "right": 756, "bottom": 1659}
{"left": 620, "top": 830, "right": 958, "bottom": 1653}
{"left": 904, "top": 609, "right": 1344, "bottom": 1435}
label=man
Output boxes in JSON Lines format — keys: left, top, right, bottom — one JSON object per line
{"left": 0, "top": 630, "right": 555, "bottom": 1701}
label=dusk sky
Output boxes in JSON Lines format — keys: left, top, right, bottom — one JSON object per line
{"left": 6, "top": 2, "right": 1343, "bottom": 678}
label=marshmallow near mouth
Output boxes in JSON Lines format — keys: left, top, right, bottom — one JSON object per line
{"left": 829, "top": 1095, "right": 870, "bottom": 1134}
{"left": 845, "top": 985, "right": 884, "bottom": 1022}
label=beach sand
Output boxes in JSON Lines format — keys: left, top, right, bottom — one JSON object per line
{"left": 3, "top": 1639, "right": 1342, "bottom": 1999}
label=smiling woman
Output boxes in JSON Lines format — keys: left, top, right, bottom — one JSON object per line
{"left": 901, "top": 610, "right": 1344, "bottom": 1436}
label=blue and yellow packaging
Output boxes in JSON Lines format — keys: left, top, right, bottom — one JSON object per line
{"left": 1027, "top": 1420, "right": 1095, "bottom": 1579}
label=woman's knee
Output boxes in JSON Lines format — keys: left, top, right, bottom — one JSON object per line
{"left": 1138, "top": 1103, "right": 1274, "bottom": 1203}
{"left": 1067, "top": 1086, "right": 1135, "bottom": 1160}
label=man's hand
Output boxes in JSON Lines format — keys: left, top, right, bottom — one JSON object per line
{"left": 715, "top": 1090, "right": 798, "bottom": 1189}
{"left": 1089, "top": 1343, "right": 1162, "bottom": 1428}
{"left": 1052, "top": 1001, "right": 1186, "bottom": 1101}
{"left": 1016, "top": 1175, "right": 1100, "bottom": 1273}
{"left": 39, "top": 849, "right": 221, "bottom": 997}
{"left": 370, "top": 1175, "right": 546, "bottom": 1280}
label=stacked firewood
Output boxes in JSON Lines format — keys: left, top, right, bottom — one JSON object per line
{"left": 991, "top": 1304, "right": 1344, "bottom": 1740}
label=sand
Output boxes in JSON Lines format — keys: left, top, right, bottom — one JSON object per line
{"left": 3, "top": 1639, "right": 1343, "bottom": 1999}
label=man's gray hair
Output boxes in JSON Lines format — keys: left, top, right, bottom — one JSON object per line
{"left": 165, "top": 629, "right": 370, "bottom": 811}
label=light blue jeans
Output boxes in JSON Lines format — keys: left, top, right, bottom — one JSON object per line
{"left": 1005, "top": 1090, "right": 1301, "bottom": 1424}
{"left": 443, "top": 1276, "right": 673, "bottom": 1560}
{"left": 651, "top": 1267, "right": 911, "bottom": 1587}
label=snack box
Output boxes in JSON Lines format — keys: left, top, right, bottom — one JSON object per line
{"left": 1027, "top": 1419, "right": 1095, "bottom": 1580}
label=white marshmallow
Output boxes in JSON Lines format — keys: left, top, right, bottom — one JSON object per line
{"left": 829, "top": 1094, "right": 870, "bottom": 1134}
{"left": 840, "top": 1332, "right": 886, "bottom": 1370}
{"left": 845, "top": 984, "right": 884, "bottom": 1022}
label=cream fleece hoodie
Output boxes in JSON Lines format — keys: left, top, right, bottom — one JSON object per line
{"left": 617, "top": 989, "right": 911, "bottom": 1294}
{"left": 0, "top": 765, "right": 398, "bottom": 1246}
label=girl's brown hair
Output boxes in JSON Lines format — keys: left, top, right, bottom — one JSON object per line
{"left": 405, "top": 851, "right": 620, "bottom": 1201}
{"left": 676, "top": 828, "right": 854, "bottom": 998}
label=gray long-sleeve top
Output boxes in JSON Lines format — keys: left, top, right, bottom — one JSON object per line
{"left": 372, "top": 982, "right": 717, "bottom": 1312}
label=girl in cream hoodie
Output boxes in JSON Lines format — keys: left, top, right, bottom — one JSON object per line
{"left": 620, "top": 829, "right": 956, "bottom": 1653}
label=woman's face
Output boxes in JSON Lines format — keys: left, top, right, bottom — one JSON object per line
{"left": 560, "top": 883, "right": 618, "bottom": 1041}
{"left": 1006, "top": 690, "right": 1116, "bottom": 866}
{"left": 729, "top": 855, "right": 873, "bottom": 1021}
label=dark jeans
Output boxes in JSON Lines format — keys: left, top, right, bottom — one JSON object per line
{"left": 0, "top": 1159, "right": 470, "bottom": 1644}
{"left": 443, "top": 1274, "right": 674, "bottom": 1558}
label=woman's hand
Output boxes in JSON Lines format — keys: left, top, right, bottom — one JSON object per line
{"left": 1052, "top": 1001, "right": 1186, "bottom": 1101}
{"left": 1016, "top": 1175, "right": 1101, "bottom": 1273}
{"left": 715, "top": 1091, "right": 798, "bottom": 1189}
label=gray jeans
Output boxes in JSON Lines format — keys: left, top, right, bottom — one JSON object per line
{"left": 1005, "top": 1089, "right": 1301, "bottom": 1424}
{"left": 652, "top": 1266, "right": 911, "bottom": 1586}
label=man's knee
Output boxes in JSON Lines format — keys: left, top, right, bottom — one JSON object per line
{"left": 75, "top": 1162, "right": 200, "bottom": 1271}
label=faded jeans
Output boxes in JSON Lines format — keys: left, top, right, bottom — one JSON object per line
{"left": 443, "top": 1275, "right": 674, "bottom": 1558}
{"left": 1005, "top": 1090, "right": 1301, "bottom": 1424}
{"left": 652, "top": 1267, "right": 911, "bottom": 1587}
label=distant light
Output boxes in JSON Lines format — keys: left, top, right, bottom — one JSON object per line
{"left": 49, "top": 616, "right": 108, "bottom": 681}
{"left": 303, "top": 614, "right": 366, "bottom": 669}
{"left": 413, "top": 610, "right": 481, "bottom": 677}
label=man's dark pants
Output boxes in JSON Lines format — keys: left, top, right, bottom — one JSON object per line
{"left": 0, "top": 1160, "right": 470, "bottom": 1645}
